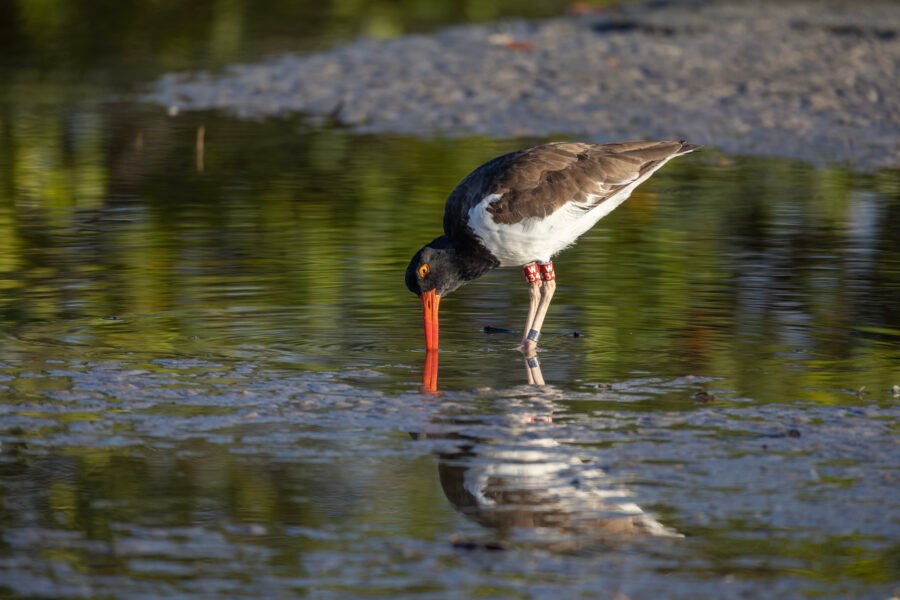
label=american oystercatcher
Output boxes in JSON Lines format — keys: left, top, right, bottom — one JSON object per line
{"left": 406, "top": 140, "right": 700, "bottom": 353}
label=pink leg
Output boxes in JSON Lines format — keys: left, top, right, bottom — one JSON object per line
{"left": 520, "top": 263, "right": 542, "bottom": 350}
{"left": 522, "top": 261, "right": 556, "bottom": 354}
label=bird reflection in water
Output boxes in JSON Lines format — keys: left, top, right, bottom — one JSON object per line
{"left": 416, "top": 352, "right": 681, "bottom": 549}
{"left": 422, "top": 349, "right": 545, "bottom": 392}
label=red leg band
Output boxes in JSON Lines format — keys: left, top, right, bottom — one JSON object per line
{"left": 539, "top": 262, "right": 555, "bottom": 281}
{"left": 523, "top": 263, "right": 540, "bottom": 284}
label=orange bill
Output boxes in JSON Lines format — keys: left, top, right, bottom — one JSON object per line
{"left": 422, "top": 349, "right": 439, "bottom": 392}
{"left": 420, "top": 289, "right": 441, "bottom": 351}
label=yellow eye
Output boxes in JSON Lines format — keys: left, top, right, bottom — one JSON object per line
{"left": 418, "top": 263, "right": 430, "bottom": 278}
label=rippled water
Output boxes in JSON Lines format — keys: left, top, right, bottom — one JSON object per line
{"left": 1, "top": 2, "right": 900, "bottom": 598}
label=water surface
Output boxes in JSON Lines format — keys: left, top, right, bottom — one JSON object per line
{"left": 1, "top": 2, "right": 899, "bottom": 598}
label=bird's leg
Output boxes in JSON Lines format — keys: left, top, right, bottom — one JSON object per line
{"left": 522, "top": 262, "right": 556, "bottom": 354}
{"left": 520, "top": 263, "right": 542, "bottom": 352}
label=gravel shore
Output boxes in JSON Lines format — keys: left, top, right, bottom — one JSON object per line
{"left": 148, "top": 0, "right": 900, "bottom": 169}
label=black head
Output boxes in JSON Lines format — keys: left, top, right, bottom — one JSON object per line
{"left": 405, "top": 236, "right": 467, "bottom": 297}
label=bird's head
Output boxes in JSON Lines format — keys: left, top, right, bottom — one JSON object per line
{"left": 405, "top": 237, "right": 466, "bottom": 350}
{"left": 405, "top": 239, "right": 466, "bottom": 297}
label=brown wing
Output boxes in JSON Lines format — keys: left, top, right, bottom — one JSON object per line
{"left": 444, "top": 141, "right": 699, "bottom": 240}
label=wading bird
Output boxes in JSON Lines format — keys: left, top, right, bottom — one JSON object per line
{"left": 406, "top": 140, "right": 699, "bottom": 353}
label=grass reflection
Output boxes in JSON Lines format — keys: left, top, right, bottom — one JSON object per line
{"left": 0, "top": 103, "right": 898, "bottom": 400}
{"left": 0, "top": 2, "right": 897, "bottom": 597}
{"left": 0, "top": 0, "right": 609, "bottom": 76}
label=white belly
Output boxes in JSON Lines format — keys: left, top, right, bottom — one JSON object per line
{"left": 466, "top": 189, "right": 635, "bottom": 267}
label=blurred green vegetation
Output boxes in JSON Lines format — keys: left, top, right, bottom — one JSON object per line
{"left": 0, "top": 2, "right": 898, "bottom": 594}
{"left": 0, "top": 0, "right": 609, "bottom": 79}
{"left": 0, "top": 102, "right": 898, "bottom": 401}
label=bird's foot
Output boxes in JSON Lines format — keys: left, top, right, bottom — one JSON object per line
{"left": 516, "top": 328, "right": 540, "bottom": 356}
{"left": 516, "top": 340, "right": 538, "bottom": 357}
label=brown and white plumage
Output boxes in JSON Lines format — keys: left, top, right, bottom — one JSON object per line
{"left": 446, "top": 140, "right": 700, "bottom": 266}
{"left": 406, "top": 140, "right": 700, "bottom": 353}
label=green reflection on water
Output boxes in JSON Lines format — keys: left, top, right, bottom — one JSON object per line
{"left": 0, "top": 104, "right": 898, "bottom": 401}
{"left": 0, "top": 2, "right": 899, "bottom": 597}
{"left": 0, "top": 0, "right": 609, "bottom": 77}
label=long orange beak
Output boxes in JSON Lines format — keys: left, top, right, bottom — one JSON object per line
{"left": 420, "top": 289, "right": 441, "bottom": 351}
{"left": 422, "top": 349, "right": 439, "bottom": 392}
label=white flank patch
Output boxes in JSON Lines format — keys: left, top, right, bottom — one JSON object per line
{"left": 467, "top": 156, "right": 679, "bottom": 267}
{"left": 456, "top": 437, "right": 682, "bottom": 537}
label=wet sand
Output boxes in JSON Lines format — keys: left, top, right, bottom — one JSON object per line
{"left": 1, "top": 354, "right": 898, "bottom": 598}
{"left": 147, "top": 0, "right": 900, "bottom": 169}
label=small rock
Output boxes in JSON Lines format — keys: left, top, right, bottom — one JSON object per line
{"left": 483, "top": 325, "right": 512, "bottom": 334}
{"left": 693, "top": 391, "right": 715, "bottom": 403}
{"left": 504, "top": 40, "right": 535, "bottom": 52}
{"left": 569, "top": 2, "right": 610, "bottom": 16}
{"left": 486, "top": 33, "right": 514, "bottom": 45}
{"left": 450, "top": 534, "right": 505, "bottom": 551}
{"left": 892, "top": 384, "right": 899, "bottom": 398}
{"left": 787, "top": 428, "right": 801, "bottom": 438}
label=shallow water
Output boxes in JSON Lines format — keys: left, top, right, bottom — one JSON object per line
{"left": 2, "top": 2, "right": 900, "bottom": 599}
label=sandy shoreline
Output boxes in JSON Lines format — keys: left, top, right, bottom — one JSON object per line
{"left": 148, "top": 0, "right": 900, "bottom": 169}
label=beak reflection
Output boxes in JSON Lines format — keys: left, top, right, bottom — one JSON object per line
{"left": 420, "top": 346, "right": 546, "bottom": 394}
